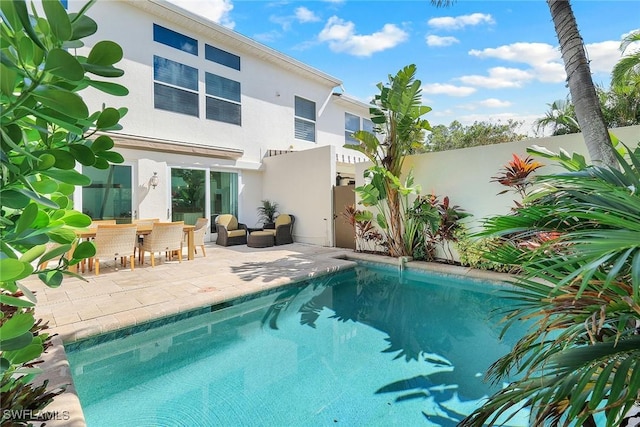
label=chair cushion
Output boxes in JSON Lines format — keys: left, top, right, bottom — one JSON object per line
{"left": 218, "top": 214, "right": 238, "bottom": 230}
{"left": 251, "top": 231, "right": 273, "bottom": 237}
{"left": 275, "top": 214, "right": 291, "bottom": 227}
{"left": 261, "top": 229, "right": 277, "bottom": 236}
{"left": 227, "top": 229, "right": 246, "bottom": 238}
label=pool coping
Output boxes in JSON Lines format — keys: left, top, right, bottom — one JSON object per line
{"left": 33, "top": 248, "right": 515, "bottom": 427}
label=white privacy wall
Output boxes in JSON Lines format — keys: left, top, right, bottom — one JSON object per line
{"left": 356, "top": 125, "right": 640, "bottom": 232}
{"left": 262, "top": 146, "right": 336, "bottom": 246}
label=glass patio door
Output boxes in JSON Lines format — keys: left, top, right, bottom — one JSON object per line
{"left": 82, "top": 165, "right": 133, "bottom": 222}
{"left": 210, "top": 171, "right": 238, "bottom": 232}
{"left": 170, "top": 168, "right": 206, "bottom": 225}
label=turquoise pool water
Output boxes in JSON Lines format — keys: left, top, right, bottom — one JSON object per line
{"left": 67, "top": 264, "right": 528, "bottom": 426}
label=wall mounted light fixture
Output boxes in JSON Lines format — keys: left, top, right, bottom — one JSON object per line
{"left": 150, "top": 172, "right": 159, "bottom": 189}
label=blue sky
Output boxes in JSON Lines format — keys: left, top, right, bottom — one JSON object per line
{"left": 169, "top": 0, "right": 639, "bottom": 135}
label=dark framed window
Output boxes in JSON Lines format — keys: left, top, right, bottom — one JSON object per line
{"left": 154, "top": 84, "right": 199, "bottom": 117}
{"left": 153, "top": 56, "right": 198, "bottom": 90}
{"left": 345, "top": 113, "right": 360, "bottom": 145}
{"left": 205, "top": 73, "right": 241, "bottom": 125}
{"left": 205, "top": 44, "right": 240, "bottom": 71}
{"left": 153, "top": 24, "right": 198, "bottom": 55}
{"left": 153, "top": 56, "right": 199, "bottom": 117}
{"left": 294, "top": 96, "right": 316, "bottom": 142}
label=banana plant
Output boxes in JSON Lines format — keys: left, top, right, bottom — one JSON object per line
{"left": 346, "top": 64, "right": 432, "bottom": 257}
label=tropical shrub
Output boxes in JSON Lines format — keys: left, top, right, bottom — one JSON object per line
{"left": 1, "top": 0, "right": 127, "bottom": 420}
{"left": 406, "top": 194, "right": 469, "bottom": 262}
{"left": 341, "top": 205, "right": 385, "bottom": 253}
{"left": 453, "top": 227, "right": 514, "bottom": 273}
{"left": 460, "top": 143, "right": 640, "bottom": 426}
{"left": 257, "top": 199, "right": 278, "bottom": 226}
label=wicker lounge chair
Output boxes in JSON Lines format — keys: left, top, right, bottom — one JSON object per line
{"left": 215, "top": 214, "right": 247, "bottom": 246}
{"left": 139, "top": 221, "right": 184, "bottom": 266}
{"left": 261, "top": 214, "right": 295, "bottom": 245}
{"left": 91, "top": 224, "right": 138, "bottom": 275}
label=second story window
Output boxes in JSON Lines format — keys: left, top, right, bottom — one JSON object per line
{"left": 345, "top": 113, "right": 374, "bottom": 145}
{"left": 294, "top": 96, "right": 316, "bottom": 142}
{"left": 153, "top": 56, "right": 199, "bottom": 117}
{"left": 153, "top": 24, "right": 198, "bottom": 55}
{"left": 205, "top": 73, "right": 241, "bottom": 126}
{"left": 205, "top": 44, "right": 241, "bottom": 71}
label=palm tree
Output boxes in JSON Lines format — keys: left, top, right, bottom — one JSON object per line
{"left": 459, "top": 145, "right": 640, "bottom": 426}
{"left": 534, "top": 98, "right": 580, "bottom": 135}
{"left": 611, "top": 30, "right": 640, "bottom": 90}
{"left": 430, "top": 0, "right": 618, "bottom": 168}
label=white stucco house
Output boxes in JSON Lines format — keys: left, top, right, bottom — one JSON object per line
{"left": 70, "top": 0, "right": 371, "bottom": 245}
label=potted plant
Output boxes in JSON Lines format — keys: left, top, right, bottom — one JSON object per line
{"left": 257, "top": 200, "right": 279, "bottom": 229}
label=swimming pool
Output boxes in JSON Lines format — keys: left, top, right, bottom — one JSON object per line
{"left": 67, "top": 263, "right": 528, "bottom": 426}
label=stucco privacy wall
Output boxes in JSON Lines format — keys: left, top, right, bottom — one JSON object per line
{"left": 262, "top": 146, "right": 336, "bottom": 246}
{"left": 356, "top": 125, "right": 640, "bottom": 233}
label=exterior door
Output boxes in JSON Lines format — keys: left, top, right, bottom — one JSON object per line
{"left": 170, "top": 168, "right": 206, "bottom": 225}
{"left": 333, "top": 185, "right": 355, "bottom": 249}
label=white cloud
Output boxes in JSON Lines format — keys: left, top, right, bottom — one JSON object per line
{"left": 479, "top": 98, "right": 512, "bottom": 108}
{"left": 295, "top": 6, "right": 321, "bottom": 23}
{"left": 318, "top": 16, "right": 408, "bottom": 57}
{"left": 585, "top": 40, "right": 622, "bottom": 74}
{"left": 469, "top": 42, "right": 565, "bottom": 83}
{"left": 427, "top": 13, "right": 494, "bottom": 30}
{"left": 426, "top": 35, "right": 459, "bottom": 47}
{"left": 458, "top": 67, "right": 534, "bottom": 89}
{"left": 168, "top": 0, "right": 235, "bottom": 29}
{"left": 253, "top": 30, "right": 281, "bottom": 44}
{"left": 421, "top": 83, "right": 476, "bottom": 97}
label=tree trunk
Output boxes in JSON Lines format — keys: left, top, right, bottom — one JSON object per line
{"left": 547, "top": 0, "right": 618, "bottom": 168}
{"left": 386, "top": 188, "right": 406, "bottom": 257}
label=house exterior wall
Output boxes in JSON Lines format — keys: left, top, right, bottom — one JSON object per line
{"left": 63, "top": 0, "right": 369, "bottom": 232}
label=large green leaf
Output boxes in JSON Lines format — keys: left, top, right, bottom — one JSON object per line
{"left": 15, "top": 203, "right": 38, "bottom": 234}
{"left": 32, "top": 86, "right": 89, "bottom": 119}
{"left": 82, "top": 62, "right": 124, "bottom": 78}
{"left": 87, "top": 40, "right": 123, "bottom": 65}
{"left": 39, "top": 270, "right": 63, "bottom": 288}
{"left": 86, "top": 79, "right": 129, "bottom": 96}
{"left": 4, "top": 342, "right": 44, "bottom": 364}
{"left": 61, "top": 211, "right": 91, "bottom": 227}
{"left": 19, "top": 244, "right": 47, "bottom": 263}
{"left": 73, "top": 240, "right": 96, "bottom": 259}
{"left": 0, "top": 189, "right": 31, "bottom": 208}
{"left": 0, "top": 259, "right": 33, "bottom": 282}
{"left": 42, "top": 0, "right": 72, "bottom": 41}
{"left": 96, "top": 107, "right": 121, "bottom": 129}
{"left": 91, "top": 135, "right": 114, "bottom": 152}
{"left": 44, "top": 48, "right": 84, "bottom": 81}
{"left": 1, "top": 331, "right": 34, "bottom": 351}
{"left": 40, "top": 168, "right": 91, "bottom": 185}
{"left": 69, "top": 13, "right": 97, "bottom": 40}
{"left": 0, "top": 294, "right": 35, "bottom": 308}
{"left": 96, "top": 150, "right": 124, "bottom": 163}
{"left": 12, "top": 0, "right": 46, "bottom": 51}
{"left": 0, "top": 63, "right": 18, "bottom": 97}
{"left": 0, "top": 312, "right": 35, "bottom": 341}
{"left": 48, "top": 148, "right": 76, "bottom": 169}
{"left": 68, "top": 143, "right": 96, "bottom": 166}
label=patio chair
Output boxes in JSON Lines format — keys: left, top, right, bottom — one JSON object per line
{"left": 91, "top": 224, "right": 138, "bottom": 275}
{"left": 215, "top": 214, "right": 247, "bottom": 246}
{"left": 184, "top": 217, "right": 208, "bottom": 257}
{"left": 133, "top": 218, "right": 160, "bottom": 262}
{"left": 261, "top": 214, "right": 295, "bottom": 245}
{"left": 139, "top": 221, "right": 185, "bottom": 267}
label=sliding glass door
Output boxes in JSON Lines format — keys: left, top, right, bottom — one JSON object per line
{"left": 171, "top": 168, "right": 206, "bottom": 225}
